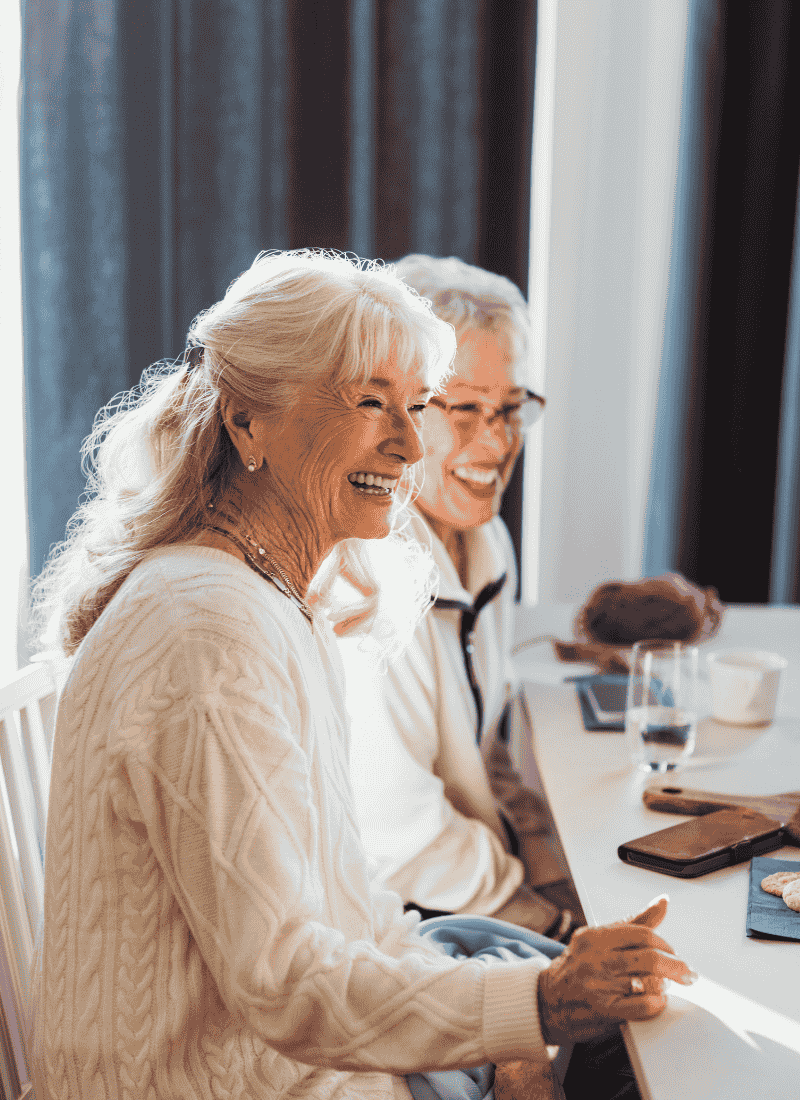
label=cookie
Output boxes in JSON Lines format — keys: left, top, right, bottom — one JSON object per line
{"left": 782, "top": 880, "right": 800, "bottom": 912}
{"left": 760, "top": 870, "right": 800, "bottom": 896}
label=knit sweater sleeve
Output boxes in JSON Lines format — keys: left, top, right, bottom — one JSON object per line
{"left": 115, "top": 582, "right": 550, "bottom": 1074}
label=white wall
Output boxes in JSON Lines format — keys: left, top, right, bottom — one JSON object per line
{"left": 0, "top": 3, "right": 28, "bottom": 678}
{"left": 524, "top": 0, "right": 689, "bottom": 604}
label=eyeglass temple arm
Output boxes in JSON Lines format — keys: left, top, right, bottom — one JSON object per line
{"left": 526, "top": 389, "right": 546, "bottom": 407}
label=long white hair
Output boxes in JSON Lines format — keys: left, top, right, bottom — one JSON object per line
{"left": 30, "top": 249, "right": 456, "bottom": 659}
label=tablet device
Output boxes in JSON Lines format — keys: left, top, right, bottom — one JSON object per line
{"left": 584, "top": 680, "right": 628, "bottom": 723}
{"left": 584, "top": 679, "right": 664, "bottom": 724}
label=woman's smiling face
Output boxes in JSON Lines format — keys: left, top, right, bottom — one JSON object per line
{"left": 256, "top": 355, "right": 431, "bottom": 551}
{"left": 414, "top": 328, "right": 525, "bottom": 542}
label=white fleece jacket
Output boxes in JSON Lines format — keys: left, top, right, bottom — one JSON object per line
{"left": 341, "top": 513, "right": 527, "bottom": 914}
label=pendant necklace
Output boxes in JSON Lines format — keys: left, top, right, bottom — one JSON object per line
{"left": 204, "top": 519, "right": 314, "bottom": 628}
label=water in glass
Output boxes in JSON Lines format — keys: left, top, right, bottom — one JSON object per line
{"left": 626, "top": 704, "right": 697, "bottom": 772}
{"left": 626, "top": 641, "right": 700, "bottom": 773}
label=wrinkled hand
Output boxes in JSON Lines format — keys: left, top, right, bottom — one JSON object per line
{"left": 494, "top": 1059, "right": 559, "bottom": 1100}
{"left": 537, "top": 896, "right": 697, "bottom": 1045}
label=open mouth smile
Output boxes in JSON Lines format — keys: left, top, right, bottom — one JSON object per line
{"left": 348, "top": 471, "right": 399, "bottom": 496}
{"left": 453, "top": 465, "right": 497, "bottom": 486}
{"left": 450, "top": 465, "right": 500, "bottom": 499}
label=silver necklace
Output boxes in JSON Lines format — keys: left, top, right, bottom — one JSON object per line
{"left": 241, "top": 533, "right": 312, "bottom": 611}
{"left": 205, "top": 509, "right": 313, "bottom": 627}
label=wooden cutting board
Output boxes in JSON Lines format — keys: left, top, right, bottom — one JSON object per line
{"left": 643, "top": 784, "right": 800, "bottom": 826}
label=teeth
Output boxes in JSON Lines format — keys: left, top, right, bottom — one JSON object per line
{"left": 348, "top": 472, "right": 399, "bottom": 489}
{"left": 454, "top": 466, "right": 497, "bottom": 486}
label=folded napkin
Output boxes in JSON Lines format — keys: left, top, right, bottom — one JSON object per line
{"left": 566, "top": 674, "right": 627, "bottom": 731}
{"left": 746, "top": 856, "right": 800, "bottom": 941}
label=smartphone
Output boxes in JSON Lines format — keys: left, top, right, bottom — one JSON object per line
{"left": 618, "top": 808, "right": 785, "bottom": 878}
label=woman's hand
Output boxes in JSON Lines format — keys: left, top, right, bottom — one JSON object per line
{"left": 537, "top": 896, "right": 697, "bottom": 1045}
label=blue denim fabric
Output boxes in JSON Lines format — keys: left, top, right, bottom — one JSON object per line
{"left": 405, "top": 915, "right": 566, "bottom": 1100}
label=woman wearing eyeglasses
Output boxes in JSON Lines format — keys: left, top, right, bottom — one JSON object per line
{"left": 340, "top": 255, "right": 583, "bottom": 940}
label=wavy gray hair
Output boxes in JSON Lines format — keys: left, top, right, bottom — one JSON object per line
{"left": 393, "top": 253, "right": 533, "bottom": 382}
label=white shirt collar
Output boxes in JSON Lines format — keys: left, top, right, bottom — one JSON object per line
{"left": 408, "top": 508, "right": 508, "bottom": 606}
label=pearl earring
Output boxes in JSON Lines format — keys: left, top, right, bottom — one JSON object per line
{"left": 247, "top": 456, "right": 257, "bottom": 473}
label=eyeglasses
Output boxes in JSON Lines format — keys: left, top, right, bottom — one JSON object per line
{"left": 427, "top": 390, "right": 546, "bottom": 434}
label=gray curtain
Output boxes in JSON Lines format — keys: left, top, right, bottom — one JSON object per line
{"left": 642, "top": 0, "right": 721, "bottom": 581}
{"left": 770, "top": 173, "right": 800, "bottom": 603}
{"left": 643, "top": 0, "right": 800, "bottom": 603}
{"left": 22, "top": 0, "right": 536, "bottom": 580}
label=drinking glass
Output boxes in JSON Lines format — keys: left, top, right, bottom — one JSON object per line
{"left": 625, "top": 640, "right": 700, "bottom": 772}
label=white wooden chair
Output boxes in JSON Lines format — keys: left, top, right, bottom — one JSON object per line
{"left": 0, "top": 655, "right": 70, "bottom": 1100}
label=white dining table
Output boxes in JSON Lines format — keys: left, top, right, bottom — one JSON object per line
{"left": 511, "top": 602, "right": 800, "bottom": 1100}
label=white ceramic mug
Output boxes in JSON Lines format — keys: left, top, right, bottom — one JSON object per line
{"left": 706, "top": 649, "right": 787, "bottom": 726}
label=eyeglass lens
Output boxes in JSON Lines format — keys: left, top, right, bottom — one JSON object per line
{"left": 440, "top": 394, "right": 544, "bottom": 431}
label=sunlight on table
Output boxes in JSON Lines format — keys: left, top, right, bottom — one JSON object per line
{"left": 626, "top": 970, "right": 800, "bottom": 1099}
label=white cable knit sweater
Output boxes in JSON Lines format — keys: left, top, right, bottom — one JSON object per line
{"left": 31, "top": 546, "right": 550, "bottom": 1100}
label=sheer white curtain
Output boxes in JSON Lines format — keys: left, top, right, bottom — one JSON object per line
{"left": 523, "top": 0, "right": 690, "bottom": 604}
{"left": 0, "top": 2, "right": 28, "bottom": 679}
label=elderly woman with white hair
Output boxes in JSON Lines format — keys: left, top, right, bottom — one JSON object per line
{"left": 30, "top": 250, "right": 694, "bottom": 1100}
{"left": 341, "top": 254, "right": 582, "bottom": 938}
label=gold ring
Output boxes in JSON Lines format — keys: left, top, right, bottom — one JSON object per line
{"left": 630, "top": 976, "right": 645, "bottom": 995}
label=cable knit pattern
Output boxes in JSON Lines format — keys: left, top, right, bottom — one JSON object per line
{"left": 32, "top": 546, "right": 549, "bottom": 1099}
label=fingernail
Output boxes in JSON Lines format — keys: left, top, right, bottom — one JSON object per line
{"left": 677, "top": 970, "right": 699, "bottom": 986}
{"left": 648, "top": 893, "right": 670, "bottom": 906}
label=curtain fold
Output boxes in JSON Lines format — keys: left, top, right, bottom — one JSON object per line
{"left": 643, "top": 0, "right": 800, "bottom": 603}
{"left": 21, "top": 0, "right": 536, "bottom": 583}
{"left": 770, "top": 168, "right": 800, "bottom": 604}
{"left": 642, "top": 0, "right": 722, "bottom": 580}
